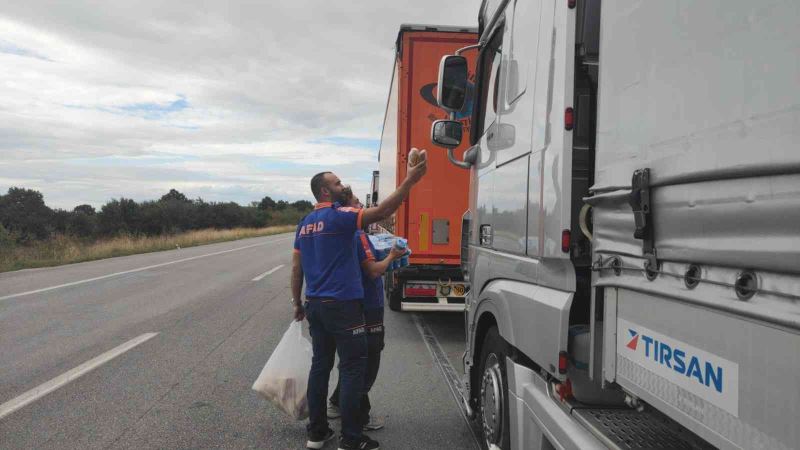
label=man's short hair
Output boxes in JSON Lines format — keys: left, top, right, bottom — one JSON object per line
{"left": 310, "top": 171, "right": 332, "bottom": 201}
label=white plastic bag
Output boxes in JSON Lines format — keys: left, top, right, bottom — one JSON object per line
{"left": 252, "top": 321, "right": 312, "bottom": 420}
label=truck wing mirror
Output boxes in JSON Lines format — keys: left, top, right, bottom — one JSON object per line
{"left": 431, "top": 120, "right": 463, "bottom": 148}
{"left": 431, "top": 120, "right": 472, "bottom": 170}
{"left": 437, "top": 55, "right": 468, "bottom": 112}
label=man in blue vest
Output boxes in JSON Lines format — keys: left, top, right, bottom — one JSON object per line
{"left": 291, "top": 149, "right": 427, "bottom": 450}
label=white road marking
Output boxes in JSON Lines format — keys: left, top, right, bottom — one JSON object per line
{"left": 0, "top": 332, "right": 159, "bottom": 420}
{"left": 0, "top": 236, "right": 293, "bottom": 303}
{"left": 252, "top": 264, "right": 285, "bottom": 281}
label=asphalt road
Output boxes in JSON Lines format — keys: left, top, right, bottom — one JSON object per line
{"left": 0, "top": 233, "right": 479, "bottom": 449}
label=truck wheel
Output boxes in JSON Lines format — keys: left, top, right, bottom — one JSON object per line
{"left": 477, "top": 327, "right": 511, "bottom": 450}
{"left": 388, "top": 287, "right": 402, "bottom": 312}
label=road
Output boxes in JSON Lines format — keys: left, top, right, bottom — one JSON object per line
{"left": 0, "top": 233, "right": 480, "bottom": 449}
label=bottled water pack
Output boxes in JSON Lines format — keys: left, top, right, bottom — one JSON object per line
{"left": 367, "top": 233, "right": 411, "bottom": 269}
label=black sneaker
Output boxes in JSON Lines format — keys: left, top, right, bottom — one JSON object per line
{"left": 306, "top": 428, "right": 335, "bottom": 449}
{"left": 338, "top": 434, "right": 380, "bottom": 450}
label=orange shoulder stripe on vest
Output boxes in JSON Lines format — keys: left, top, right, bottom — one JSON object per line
{"left": 359, "top": 233, "right": 374, "bottom": 260}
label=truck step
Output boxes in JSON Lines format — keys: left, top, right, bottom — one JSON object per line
{"left": 572, "top": 407, "right": 715, "bottom": 450}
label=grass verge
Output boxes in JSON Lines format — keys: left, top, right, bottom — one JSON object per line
{"left": 0, "top": 225, "right": 295, "bottom": 273}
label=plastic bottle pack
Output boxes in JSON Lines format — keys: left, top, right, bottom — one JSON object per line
{"left": 367, "top": 234, "right": 411, "bottom": 269}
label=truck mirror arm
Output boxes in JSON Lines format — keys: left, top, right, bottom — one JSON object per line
{"left": 447, "top": 146, "right": 474, "bottom": 169}
{"left": 456, "top": 44, "right": 481, "bottom": 56}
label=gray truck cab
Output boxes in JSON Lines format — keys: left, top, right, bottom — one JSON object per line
{"left": 432, "top": 0, "right": 800, "bottom": 449}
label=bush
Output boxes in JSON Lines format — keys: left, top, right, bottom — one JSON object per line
{"left": 0, "top": 187, "right": 314, "bottom": 243}
{"left": 258, "top": 196, "right": 276, "bottom": 210}
{"left": 67, "top": 211, "right": 97, "bottom": 238}
{"left": 98, "top": 198, "right": 140, "bottom": 236}
{"left": 0, "top": 224, "right": 18, "bottom": 251}
{"left": 0, "top": 187, "right": 54, "bottom": 242}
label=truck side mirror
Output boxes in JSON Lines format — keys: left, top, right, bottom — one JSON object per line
{"left": 437, "top": 55, "right": 468, "bottom": 112}
{"left": 431, "top": 120, "right": 463, "bottom": 148}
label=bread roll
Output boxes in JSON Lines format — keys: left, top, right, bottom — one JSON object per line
{"left": 409, "top": 148, "right": 420, "bottom": 166}
{"left": 409, "top": 148, "right": 426, "bottom": 167}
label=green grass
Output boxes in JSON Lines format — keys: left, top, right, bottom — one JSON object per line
{"left": 0, "top": 225, "right": 295, "bottom": 273}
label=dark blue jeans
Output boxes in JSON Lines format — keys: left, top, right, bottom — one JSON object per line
{"left": 329, "top": 307, "right": 384, "bottom": 425}
{"left": 305, "top": 299, "right": 367, "bottom": 442}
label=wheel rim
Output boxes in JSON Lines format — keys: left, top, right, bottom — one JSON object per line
{"left": 480, "top": 353, "right": 504, "bottom": 446}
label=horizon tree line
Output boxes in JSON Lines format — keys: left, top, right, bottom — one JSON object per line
{"left": 0, "top": 187, "right": 313, "bottom": 245}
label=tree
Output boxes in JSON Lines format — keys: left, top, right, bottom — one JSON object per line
{"left": 209, "top": 202, "right": 245, "bottom": 229}
{"left": 73, "top": 204, "right": 96, "bottom": 215}
{"left": 159, "top": 189, "right": 190, "bottom": 203}
{"left": 194, "top": 199, "right": 212, "bottom": 229}
{"left": 255, "top": 209, "right": 269, "bottom": 227}
{"left": 137, "top": 201, "right": 165, "bottom": 235}
{"left": 159, "top": 198, "right": 195, "bottom": 233}
{"left": 98, "top": 198, "right": 140, "bottom": 235}
{"left": 0, "top": 224, "right": 18, "bottom": 249}
{"left": 0, "top": 187, "right": 53, "bottom": 241}
{"left": 291, "top": 200, "right": 313, "bottom": 210}
{"left": 52, "top": 209, "right": 71, "bottom": 234}
{"left": 258, "top": 195, "right": 276, "bottom": 210}
{"left": 68, "top": 210, "right": 97, "bottom": 238}
{"left": 0, "top": 185, "right": 325, "bottom": 243}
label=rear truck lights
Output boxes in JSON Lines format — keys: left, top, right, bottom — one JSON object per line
{"left": 565, "top": 107, "right": 574, "bottom": 130}
{"left": 561, "top": 229, "right": 571, "bottom": 253}
{"left": 568, "top": 0, "right": 576, "bottom": 9}
{"left": 404, "top": 283, "right": 437, "bottom": 297}
{"left": 558, "top": 351, "right": 569, "bottom": 374}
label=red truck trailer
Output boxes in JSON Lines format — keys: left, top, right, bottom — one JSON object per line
{"left": 374, "top": 24, "right": 478, "bottom": 312}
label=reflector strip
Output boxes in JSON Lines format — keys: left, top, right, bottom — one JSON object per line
{"left": 419, "top": 212, "right": 430, "bottom": 251}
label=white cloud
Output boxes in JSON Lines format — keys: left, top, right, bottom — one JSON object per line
{"left": 0, "top": 1, "right": 480, "bottom": 209}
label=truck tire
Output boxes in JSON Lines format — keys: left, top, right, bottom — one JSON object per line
{"left": 388, "top": 287, "right": 402, "bottom": 312}
{"left": 477, "top": 327, "right": 511, "bottom": 450}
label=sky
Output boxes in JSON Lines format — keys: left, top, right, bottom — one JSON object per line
{"left": 0, "top": 1, "right": 479, "bottom": 209}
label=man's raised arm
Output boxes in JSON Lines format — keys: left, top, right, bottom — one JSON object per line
{"left": 362, "top": 245, "right": 405, "bottom": 279}
{"left": 362, "top": 148, "right": 428, "bottom": 227}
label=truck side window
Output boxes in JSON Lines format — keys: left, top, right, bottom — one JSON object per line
{"left": 472, "top": 30, "right": 503, "bottom": 143}
{"left": 485, "top": 49, "right": 502, "bottom": 133}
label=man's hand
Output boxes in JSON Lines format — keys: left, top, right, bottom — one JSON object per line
{"left": 388, "top": 246, "right": 406, "bottom": 260}
{"left": 364, "top": 246, "right": 405, "bottom": 279}
{"left": 293, "top": 302, "right": 305, "bottom": 322}
{"left": 362, "top": 147, "right": 428, "bottom": 227}
{"left": 406, "top": 148, "right": 428, "bottom": 184}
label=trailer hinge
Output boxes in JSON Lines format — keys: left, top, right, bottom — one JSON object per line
{"left": 628, "top": 168, "right": 657, "bottom": 272}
